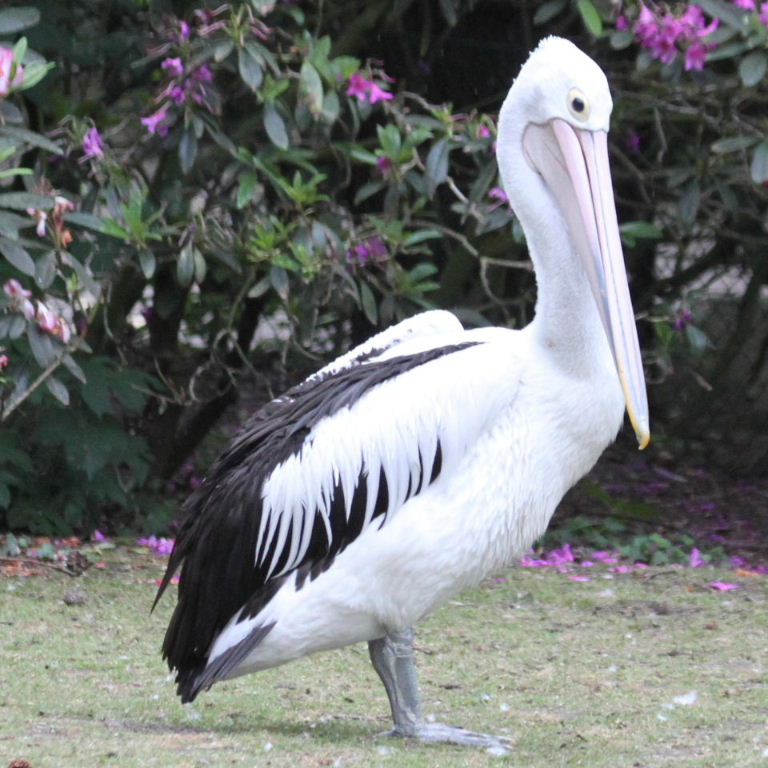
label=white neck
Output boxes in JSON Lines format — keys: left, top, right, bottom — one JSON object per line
{"left": 496, "top": 109, "right": 611, "bottom": 379}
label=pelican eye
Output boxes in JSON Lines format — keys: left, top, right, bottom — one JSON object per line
{"left": 567, "top": 88, "right": 590, "bottom": 121}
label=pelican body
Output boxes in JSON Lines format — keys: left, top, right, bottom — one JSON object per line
{"left": 156, "top": 37, "right": 649, "bottom": 749}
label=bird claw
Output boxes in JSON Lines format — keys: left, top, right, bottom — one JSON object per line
{"left": 380, "top": 722, "right": 512, "bottom": 754}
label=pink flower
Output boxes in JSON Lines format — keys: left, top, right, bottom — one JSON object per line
{"left": 0, "top": 353, "right": 8, "bottom": 369}
{"left": 709, "top": 581, "right": 740, "bottom": 591}
{"left": 616, "top": 14, "right": 629, "bottom": 30}
{"left": 138, "top": 535, "right": 175, "bottom": 555}
{"left": 488, "top": 186, "right": 509, "bottom": 203}
{"left": 192, "top": 63, "right": 213, "bottom": 83}
{"left": 0, "top": 47, "right": 24, "bottom": 98}
{"left": 141, "top": 105, "right": 170, "bottom": 136}
{"left": 375, "top": 156, "right": 393, "bottom": 176}
{"left": 760, "top": 2, "right": 768, "bottom": 23}
{"left": 476, "top": 124, "right": 492, "bottom": 139}
{"left": 53, "top": 317, "right": 71, "bottom": 343}
{"left": 169, "top": 86, "right": 186, "bottom": 105}
{"left": 346, "top": 72, "right": 394, "bottom": 104}
{"left": 178, "top": 20, "right": 191, "bottom": 41}
{"left": 733, "top": 0, "right": 756, "bottom": 8}
{"left": 36, "top": 302, "right": 57, "bottom": 333}
{"left": 4, "top": 278, "right": 31, "bottom": 299}
{"left": 568, "top": 575, "right": 592, "bottom": 582}
{"left": 161, "top": 57, "right": 184, "bottom": 77}
{"left": 82, "top": 127, "right": 104, "bottom": 160}
{"left": 689, "top": 547, "right": 705, "bottom": 567}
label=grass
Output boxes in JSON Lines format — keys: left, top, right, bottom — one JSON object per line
{"left": 2, "top": 550, "right": 768, "bottom": 768}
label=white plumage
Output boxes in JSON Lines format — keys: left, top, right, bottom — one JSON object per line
{"left": 156, "top": 36, "right": 649, "bottom": 749}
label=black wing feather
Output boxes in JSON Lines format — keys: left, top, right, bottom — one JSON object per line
{"left": 155, "top": 342, "right": 476, "bottom": 701}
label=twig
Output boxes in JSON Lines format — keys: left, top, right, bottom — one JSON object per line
{"left": 0, "top": 555, "right": 79, "bottom": 576}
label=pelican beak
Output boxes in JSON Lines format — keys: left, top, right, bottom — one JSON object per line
{"left": 523, "top": 118, "right": 650, "bottom": 448}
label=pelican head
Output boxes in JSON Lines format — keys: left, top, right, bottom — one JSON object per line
{"left": 497, "top": 37, "right": 650, "bottom": 449}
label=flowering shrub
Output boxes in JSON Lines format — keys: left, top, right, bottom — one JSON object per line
{"left": 1, "top": 0, "right": 766, "bottom": 533}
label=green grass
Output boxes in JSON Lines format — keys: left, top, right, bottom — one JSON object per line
{"left": 2, "top": 552, "right": 767, "bottom": 767}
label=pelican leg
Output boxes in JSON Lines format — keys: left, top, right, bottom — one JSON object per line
{"left": 367, "top": 627, "right": 511, "bottom": 753}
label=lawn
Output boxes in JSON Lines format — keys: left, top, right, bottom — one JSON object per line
{"left": 2, "top": 548, "right": 767, "bottom": 768}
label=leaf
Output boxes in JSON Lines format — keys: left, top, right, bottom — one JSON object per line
{"left": 619, "top": 221, "right": 663, "bottom": 243}
{"left": 0, "top": 125, "right": 62, "bottom": 154}
{"left": 679, "top": 179, "right": 701, "bottom": 226}
{"left": 176, "top": 243, "right": 196, "bottom": 287}
{"left": 577, "top": 0, "right": 603, "bottom": 36}
{"left": 425, "top": 138, "right": 449, "bottom": 196}
{"left": 193, "top": 248, "right": 206, "bottom": 284}
{"left": 263, "top": 103, "right": 289, "bottom": 149}
{"left": 0, "top": 7, "right": 40, "bottom": 35}
{"left": 739, "top": 50, "right": 767, "bottom": 86}
{"left": 27, "top": 327, "right": 57, "bottom": 367}
{"left": 402, "top": 229, "right": 442, "bottom": 248}
{"left": 359, "top": 281, "right": 378, "bottom": 324}
{"left": 238, "top": 46, "right": 263, "bottom": 91}
{"left": 35, "top": 249, "right": 56, "bottom": 289}
{"left": 62, "top": 354, "right": 86, "bottom": 384}
{"left": 533, "top": 0, "right": 567, "bottom": 25}
{"left": 750, "top": 139, "right": 768, "bottom": 183}
{"left": 0, "top": 237, "right": 35, "bottom": 275}
{"left": 0, "top": 192, "right": 53, "bottom": 210}
{"left": 711, "top": 135, "right": 756, "bottom": 153}
{"left": 138, "top": 248, "right": 156, "bottom": 279}
{"left": 45, "top": 376, "right": 69, "bottom": 405}
{"left": 299, "top": 61, "right": 323, "bottom": 114}
{"left": 179, "top": 125, "right": 198, "bottom": 175}
{"left": 269, "top": 265, "right": 289, "bottom": 300}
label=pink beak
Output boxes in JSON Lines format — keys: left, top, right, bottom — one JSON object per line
{"left": 523, "top": 118, "right": 650, "bottom": 448}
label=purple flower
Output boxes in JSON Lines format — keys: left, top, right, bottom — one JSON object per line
{"left": 684, "top": 42, "right": 707, "bottom": 70}
{"left": 82, "top": 126, "right": 104, "bottom": 160}
{"left": 709, "top": 581, "right": 740, "bottom": 591}
{"left": 346, "top": 236, "right": 388, "bottom": 266}
{"left": 161, "top": 57, "right": 184, "bottom": 77}
{"left": 192, "top": 63, "right": 213, "bottom": 82}
{"left": 138, "top": 535, "right": 175, "bottom": 555}
{"left": 761, "top": 2, "right": 768, "bottom": 24}
{"left": 674, "top": 309, "right": 693, "bottom": 331}
{"left": 178, "top": 20, "right": 191, "bottom": 41}
{"left": 141, "top": 105, "right": 170, "bottom": 136}
{"left": 689, "top": 547, "right": 705, "bottom": 567}
{"left": 488, "top": 186, "right": 509, "bottom": 203}
{"left": 733, "top": 0, "right": 756, "bottom": 8}
{"left": 616, "top": 14, "right": 629, "bottom": 30}
{"left": 169, "top": 86, "right": 186, "bottom": 105}
{"left": 376, "top": 156, "right": 393, "bottom": 177}
{"left": 476, "top": 124, "right": 492, "bottom": 139}
{"left": 346, "top": 72, "right": 394, "bottom": 104}
{"left": 92, "top": 530, "right": 108, "bottom": 542}
{"left": 627, "top": 130, "right": 641, "bottom": 154}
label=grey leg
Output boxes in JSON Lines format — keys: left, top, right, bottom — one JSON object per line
{"left": 368, "top": 627, "right": 512, "bottom": 753}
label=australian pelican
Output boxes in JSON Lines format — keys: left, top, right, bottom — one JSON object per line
{"left": 155, "top": 36, "right": 649, "bottom": 751}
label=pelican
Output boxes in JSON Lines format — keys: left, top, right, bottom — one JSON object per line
{"left": 155, "top": 36, "right": 649, "bottom": 751}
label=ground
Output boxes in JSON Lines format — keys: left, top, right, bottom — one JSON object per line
{"left": 2, "top": 448, "right": 767, "bottom": 767}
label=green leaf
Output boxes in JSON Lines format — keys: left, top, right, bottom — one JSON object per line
{"left": 577, "top": 0, "right": 603, "bottom": 36}
{"left": 359, "top": 281, "right": 378, "bottom": 324}
{"left": 711, "top": 135, "right": 757, "bottom": 153}
{"left": 236, "top": 171, "right": 260, "bottom": 208}
{"left": 0, "top": 192, "right": 53, "bottom": 210}
{"left": 176, "top": 243, "right": 196, "bottom": 287}
{"left": 402, "top": 229, "right": 442, "bottom": 248}
{"left": 238, "top": 46, "right": 264, "bottom": 91}
{"left": 193, "top": 248, "right": 206, "bottom": 284}
{"left": 750, "top": 139, "right": 768, "bottom": 183}
{"left": 0, "top": 125, "right": 62, "bottom": 154}
{"left": 27, "top": 326, "right": 57, "bottom": 367}
{"left": 299, "top": 61, "right": 323, "bottom": 114}
{"left": 425, "top": 138, "right": 449, "bottom": 196}
{"left": 45, "top": 375, "right": 69, "bottom": 405}
{"left": 263, "top": 104, "right": 289, "bottom": 149}
{"left": 0, "top": 7, "right": 40, "bottom": 35}
{"left": 0, "top": 237, "right": 35, "bottom": 275}
{"left": 138, "top": 248, "right": 156, "bottom": 279}
{"left": 534, "top": 0, "right": 567, "bottom": 25}
{"left": 619, "top": 221, "right": 663, "bottom": 242}
{"left": 739, "top": 50, "right": 767, "bottom": 86}
{"left": 35, "top": 249, "right": 56, "bottom": 289}
{"left": 679, "top": 179, "right": 701, "bottom": 225}
{"left": 62, "top": 354, "right": 86, "bottom": 384}
{"left": 179, "top": 125, "right": 198, "bottom": 175}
